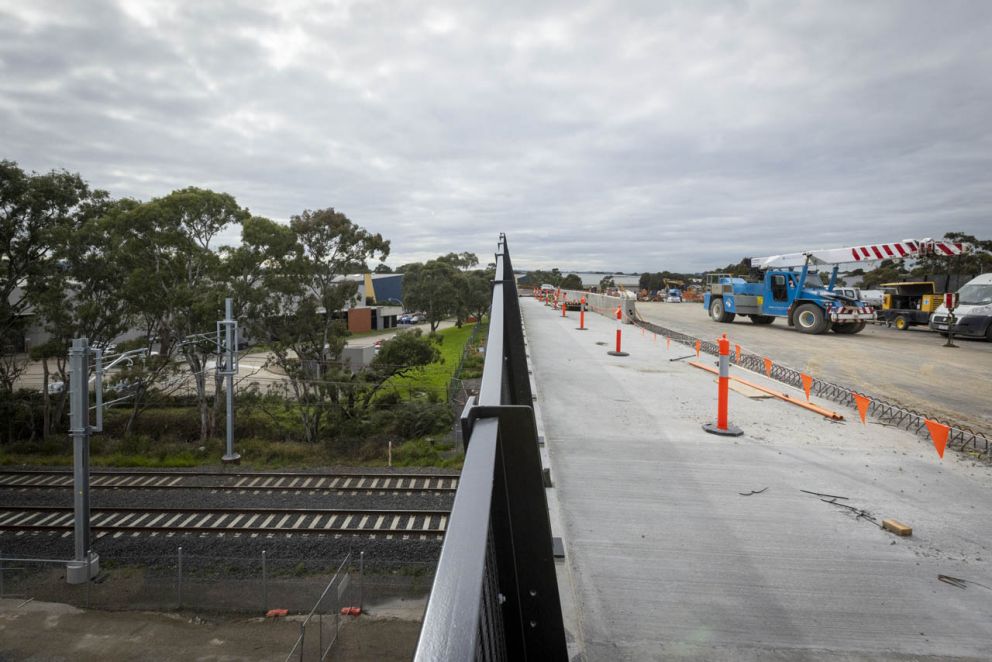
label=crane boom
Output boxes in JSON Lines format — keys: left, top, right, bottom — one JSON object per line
{"left": 751, "top": 238, "right": 971, "bottom": 269}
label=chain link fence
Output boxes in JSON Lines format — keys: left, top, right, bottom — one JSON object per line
{"left": 0, "top": 547, "right": 434, "bottom": 616}
{"left": 631, "top": 313, "right": 991, "bottom": 460}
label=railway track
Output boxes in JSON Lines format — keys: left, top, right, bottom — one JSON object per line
{"left": 0, "top": 505, "right": 449, "bottom": 540}
{"left": 0, "top": 469, "right": 459, "bottom": 495}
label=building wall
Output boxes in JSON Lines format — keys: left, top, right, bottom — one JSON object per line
{"left": 347, "top": 307, "right": 373, "bottom": 334}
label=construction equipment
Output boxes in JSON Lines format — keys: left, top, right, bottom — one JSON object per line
{"left": 703, "top": 239, "right": 970, "bottom": 335}
{"left": 876, "top": 282, "right": 943, "bottom": 330}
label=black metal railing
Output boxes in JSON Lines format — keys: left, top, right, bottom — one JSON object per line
{"left": 413, "top": 235, "right": 567, "bottom": 661}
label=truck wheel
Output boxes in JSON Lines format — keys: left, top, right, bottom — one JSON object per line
{"left": 893, "top": 315, "right": 909, "bottom": 331}
{"left": 750, "top": 315, "right": 775, "bottom": 325}
{"left": 794, "top": 304, "right": 828, "bottom": 334}
{"left": 709, "top": 298, "right": 736, "bottom": 323}
{"left": 986, "top": 323, "right": 992, "bottom": 342}
{"left": 833, "top": 321, "right": 866, "bottom": 334}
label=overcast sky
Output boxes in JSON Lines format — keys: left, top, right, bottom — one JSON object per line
{"left": 2, "top": 1, "right": 990, "bottom": 272}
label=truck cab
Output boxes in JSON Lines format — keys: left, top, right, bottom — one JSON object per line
{"left": 929, "top": 273, "right": 992, "bottom": 340}
{"left": 703, "top": 265, "right": 875, "bottom": 335}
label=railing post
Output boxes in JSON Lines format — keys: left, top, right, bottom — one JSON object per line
{"left": 262, "top": 550, "right": 267, "bottom": 611}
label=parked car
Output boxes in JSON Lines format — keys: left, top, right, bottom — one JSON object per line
{"left": 398, "top": 314, "right": 412, "bottom": 324}
{"left": 47, "top": 381, "right": 65, "bottom": 395}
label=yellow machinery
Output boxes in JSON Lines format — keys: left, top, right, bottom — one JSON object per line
{"left": 878, "top": 281, "right": 941, "bottom": 330}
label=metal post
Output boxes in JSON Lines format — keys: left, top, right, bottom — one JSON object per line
{"left": 221, "top": 298, "right": 241, "bottom": 463}
{"left": 262, "top": 550, "right": 267, "bottom": 611}
{"left": 177, "top": 546, "right": 183, "bottom": 608}
{"left": 94, "top": 349, "right": 103, "bottom": 432}
{"left": 944, "top": 309, "right": 958, "bottom": 348}
{"left": 299, "top": 623, "right": 305, "bottom": 662}
{"left": 66, "top": 338, "right": 99, "bottom": 584}
{"left": 1, "top": 549, "right": 4, "bottom": 598}
{"left": 359, "top": 551, "right": 365, "bottom": 611}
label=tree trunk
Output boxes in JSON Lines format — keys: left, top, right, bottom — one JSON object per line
{"left": 41, "top": 359, "right": 51, "bottom": 439}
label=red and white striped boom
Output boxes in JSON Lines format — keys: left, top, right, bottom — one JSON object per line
{"left": 751, "top": 239, "right": 971, "bottom": 269}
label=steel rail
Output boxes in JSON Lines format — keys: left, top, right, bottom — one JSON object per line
{"left": 0, "top": 470, "right": 459, "bottom": 493}
{"left": 0, "top": 506, "right": 450, "bottom": 535}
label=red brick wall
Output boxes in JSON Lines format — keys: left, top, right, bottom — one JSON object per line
{"left": 348, "top": 308, "right": 372, "bottom": 333}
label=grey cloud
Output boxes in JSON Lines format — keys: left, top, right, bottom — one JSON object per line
{"left": 1, "top": 0, "right": 990, "bottom": 273}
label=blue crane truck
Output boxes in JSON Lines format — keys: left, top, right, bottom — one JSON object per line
{"left": 701, "top": 239, "right": 971, "bottom": 335}
{"left": 703, "top": 268, "right": 875, "bottom": 334}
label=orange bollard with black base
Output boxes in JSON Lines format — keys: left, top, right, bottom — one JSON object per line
{"left": 703, "top": 334, "right": 743, "bottom": 436}
{"left": 576, "top": 297, "right": 588, "bottom": 330}
{"left": 608, "top": 304, "right": 629, "bottom": 356}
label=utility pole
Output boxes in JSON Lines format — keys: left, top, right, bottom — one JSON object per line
{"left": 219, "top": 298, "right": 240, "bottom": 464}
{"left": 67, "top": 338, "right": 99, "bottom": 584}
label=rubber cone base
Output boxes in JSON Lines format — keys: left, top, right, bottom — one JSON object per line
{"left": 702, "top": 422, "right": 743, "bottom": 437}
{"left": 575, "top": 327, "right": 588, "bottom": 331}
{"left": 607, "top": 351, "right": 629, "bottom": 357}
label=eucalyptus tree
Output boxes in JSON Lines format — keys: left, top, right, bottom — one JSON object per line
{"left": 0, "top": 160, "right": 92, "bottom": 392}
{"left": 28, "top": 196, "right": 138, "bottom": 436}
{"left": 252, "top": 207, "right": 389, "bottom": 443}
{"left": 113, "top": 188, "right": 248, "bottom": 439}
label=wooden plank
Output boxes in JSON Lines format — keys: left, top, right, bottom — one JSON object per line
{"left": 882, "top": 519, "right": 912, "bottom": 536}
{"left": 688, "top": 361, "right": 844, "bottom": 420}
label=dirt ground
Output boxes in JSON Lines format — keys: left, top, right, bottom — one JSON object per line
{"left": 0, "top": 597, "right": 423, "bottom": 661}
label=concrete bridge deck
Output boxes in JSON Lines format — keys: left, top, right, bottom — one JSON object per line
{"left": 523, "top": 297, "right": 992, "bottom": 661}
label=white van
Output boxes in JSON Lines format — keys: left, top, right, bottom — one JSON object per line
{"left": 929, "top": 273, "right": 992, "bottom": 340}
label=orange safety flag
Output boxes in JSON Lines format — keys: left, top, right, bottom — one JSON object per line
{"left": 734, "top": 344, "right": 741, "bottom": 362}
{"left": 666, "top": 337, "right": 671, "bottom": 350}
{"left": 763, "top": 357, "right": 773, "bottom": 377}
{"left": 653, "top": 333, "right": 657, "bottom": 343}
{"left": 853, "top": 393, "right": 871, "bottom": 424}
{"left": 800, "top": 374, "right": 813, "bottom": 401}
{"left": 615, "top": 306, "right": 622, "bottom": 320}
{"left": 694, "top": 339, "right": 701, "bottom": 358}
{"left": 924, "top": 419, "right": 950, "bottom": 459}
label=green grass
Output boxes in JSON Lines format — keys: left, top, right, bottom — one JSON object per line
{"left": 384, "top": 322, "right": 488, "bottom": 398}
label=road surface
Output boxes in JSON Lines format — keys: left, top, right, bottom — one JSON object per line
{"left": 636, "top": 301, "right": 992, "bottom": 437}
{"left": 524, "top": 297, "right": 992, "bottom": 661}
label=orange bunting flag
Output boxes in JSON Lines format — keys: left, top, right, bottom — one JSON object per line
{"left": 734, "top": 344, "right": 741, "bottom": 362}
{"left": 763, "top": 357, "right": 773, "bottom": 377}
{"left": 853, "top": 393, "right": 871, "bottom": 424}
{"left": 800, "top": 374, "right": 813, "bottom": 401}
{"left": 924, "top": 419, "right": 950, "bottom": 459}
{"left": 694, "top": 340, "right": 701, "bottom": 358}
{"left": 666, "top": 337, "right": 671, "bottom": 350}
